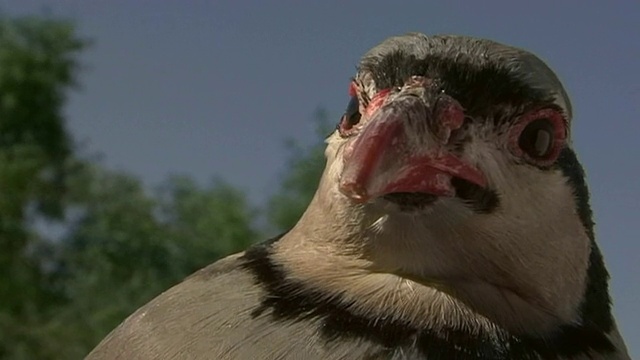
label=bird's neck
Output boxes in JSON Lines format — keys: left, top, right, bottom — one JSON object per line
{"left": 260, "top": 188, "right": 628, "bottom": 358}
{"left": 274, "top": 185, "right": 588, "bottom": 336}
{"left": 273, "top": 215, "right": 498, "bottom": 337}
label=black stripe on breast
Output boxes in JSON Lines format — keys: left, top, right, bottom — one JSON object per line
{"left": 240, "top": 234, "right": 614, "bottom": 359}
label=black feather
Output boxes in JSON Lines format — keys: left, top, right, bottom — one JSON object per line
{"left": 241, "top": 235, "right": 614, "bottom": 359}
{"left": 556, "top": 147, "right": 613, "bottom": 332}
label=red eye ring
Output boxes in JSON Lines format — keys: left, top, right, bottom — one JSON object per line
{"left": 508, "top": 108, "right": 567, "bottom": 167}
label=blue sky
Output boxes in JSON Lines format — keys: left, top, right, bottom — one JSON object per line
{"left": 3, "top": 0, "right": 638, "bottom": 355}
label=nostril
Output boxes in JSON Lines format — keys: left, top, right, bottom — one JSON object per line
{"left": 433, "top": 95, "right": 465, "bottom": 144}
{"left": 435, "top": 95, "right": 465, "bottom": 131}
{"left": 448, "top": 117, "right": 473, "bottom": 151}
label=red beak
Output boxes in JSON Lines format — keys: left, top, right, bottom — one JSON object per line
{"left": 339, "top": 91, "right": 487, "bottom": 204}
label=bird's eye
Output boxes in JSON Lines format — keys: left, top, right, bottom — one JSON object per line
{"left": 518, "top": 118, "right": 554, "bottom": 159}
{"left": 338, "top": 96, "right": 361, "bottom": 137}
{"left": 510, "top": 108, "right": 567, "bottom": 166}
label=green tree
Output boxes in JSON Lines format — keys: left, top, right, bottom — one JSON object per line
{"left": 267, "top": 108, "right": 333, "bottom": 232}
{"left": 41, "top": 169, "right": 258, "bottom": 358}
{"left": 0, "top": 12, "right": 333, "bottom": 359}
{"left": 0, "top": 16, "right": 85, "bottom": 359}
{"left": 158, "top": 175, "right": 257, "bottom": 274}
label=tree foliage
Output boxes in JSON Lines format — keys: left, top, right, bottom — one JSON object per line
{"left": 0, "top": 16, "right": 85, "bottom": 359}
{"left": 0, "top": 14, "right": 328, "bottom": 359}
{"left": 47, "top": 170, "right": 258, "bottom": 358}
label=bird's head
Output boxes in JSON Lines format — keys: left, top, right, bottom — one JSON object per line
{"left": 323, "top": 33, "right": 572, "bottom": 219}
{"left": 293, "top": 33, "right": 608, "bottom": 335}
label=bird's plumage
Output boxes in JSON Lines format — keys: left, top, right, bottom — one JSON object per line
{"left": 86, "top": 34, "right": 630, "bottom": 359}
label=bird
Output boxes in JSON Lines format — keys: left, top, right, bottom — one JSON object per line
{"left": 86, "top": 33, "right": 630, "bottom": 359}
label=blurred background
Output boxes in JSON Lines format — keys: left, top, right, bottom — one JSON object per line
{"left": 0, "top": 1, "right": 637, "bottom": 358}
